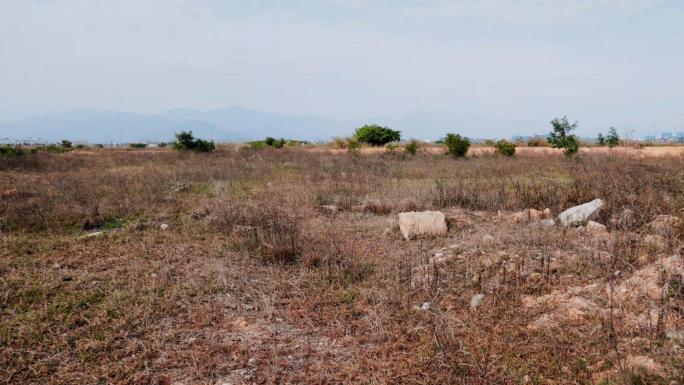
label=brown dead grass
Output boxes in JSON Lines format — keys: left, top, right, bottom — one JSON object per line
{"left": 1, "top": 146, "right": 682, "bottom": 384}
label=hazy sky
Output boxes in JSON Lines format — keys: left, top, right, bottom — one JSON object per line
{"left": 1, "top": 0, "right": 683, "bottom": 136}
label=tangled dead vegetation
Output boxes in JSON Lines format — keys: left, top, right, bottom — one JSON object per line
{"left": 1, "top": 146, "right": 683, "bottom": 384}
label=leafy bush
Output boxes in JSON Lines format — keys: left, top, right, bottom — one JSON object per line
{"left": 354, "top": 124, "right": 401, "bottom": 146}
{"left": 0, "top": 144, "right": 24, "bottom": 157}
{"left": 596, "top": 133, "right": 606, "bottom": 146}
{"left": 563, "top": 135, "right": 580, "bottom": 155}
{"left": 606, "top": 127, "right": 621, "bottom": 148}
{"left": 272, "top": 138, "right": 286, "bottom": 149}
{"left": 547, "top": 116, "right": 580, "bottom": 156}
{"left": 129, "top": 143, "right": 147, "bottom": 149}
{"left": 405, "top": 140, "right": 419, "bottom": 155}
{"left": 444, "top": 133, "right": 470, "bottom": 158}
{"left": 494, "top": 139, "right": 516, "bottom": 156}
{"left": 34, "top": 144, "right": 71, "bottom": 153}
{"left": 247, "top": 140, "right": 266, "bottom": 150}
{"left": 261, "top": 137, "right": 286, "bottom": 149}
{"left": 172, "top": 131, "right": 215, "bottom": 153}
{"left": 60, "top": 140, "right": 72, "bottom": 149}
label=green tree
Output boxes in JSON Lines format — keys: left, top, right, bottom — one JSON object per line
{"left": 547, "top": 116, "right": 580, "bottom": 156}
{"left": 60, "top": 140, "right": 72, "bottom": 148}
{"left": 596, "top": 133, "right": 605, "bottom": 146}
{"left": 354, "top": 125, "right": 401, "bottom": 146}
{"left": 172, "top": 131, "right": 215, "bottom": 153}
{"left": 444, "top": 133, "right": 470, "bottom": 158}
{"left": 606, "top": 127, "right": 621, "bottom": 148}
{"left": 494, "top": 139, "right": 516, "bottom": 157}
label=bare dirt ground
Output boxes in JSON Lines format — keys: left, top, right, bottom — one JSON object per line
{"left": 1, "top": 147, "right": 682, "bottom": 384}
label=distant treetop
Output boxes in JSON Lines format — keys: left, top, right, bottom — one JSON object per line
{"left": 354, "top": 125, "right": 401, "bottom": 146}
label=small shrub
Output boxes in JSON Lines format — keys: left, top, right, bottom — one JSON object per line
{"left": 444, "top": 133, "right": 470, "bottom": 158}
{"left": 340, "top": 289, "right": 360, "bottom": 304}
{"left": 563, "top": 135, "right": 580, "bottom": 155}
{"left": 405, "top": 140, "right": 419, "bottom": 155}
{"left": 60, "top": 140, "right": 72, "bottom": 148}
{"left": 354, "top": 124, "right": 401, "bottom": 146}
{"left": 0, "top": 144, "right": 24, "bottom": 157}
{"left": 272, "top": 138, "right": 286, "bottom": 149}
{"left": 346, "top": 137, "right": 361, "bottom": 155}
{"left": 262, "top": 137, "right": 286, "bottom": 149}
{"left": 332, "top": 137, "right": 348, "bottom": 149}
{"left": 172, "top": 131, "right": 215, "bottom": 153}
{"left": 248, "top": 140, "right": 266, "bottom": 150}
{"left": 606, "top": 127, "right": 621, "bottom": 148}
{"left": 384, "top": 142, "right": 398, "bottom": 154}
{"left": 494, "top": 139, "right": 516, "bottom": 157}
{"left": 129, "top": 143, "right": 147, "bottom": 149}
{"left": 547, "top": 116, "right": 580, "bottom": 156}
{"left": 596, "top": 133, "right": 606, "bottom": 146}
{"left": 34, "top": 144, "right": 71, "bottom": 153}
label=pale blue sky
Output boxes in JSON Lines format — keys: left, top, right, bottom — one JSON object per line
{"left": 1, "top": 0, "right": 683, "bottom": 137}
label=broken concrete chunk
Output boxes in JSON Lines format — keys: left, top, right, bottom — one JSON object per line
{"left": 398, "top": 211, "right": 447, "bottom": 240}
{"left": 585, "top": 221, "right": 607, "bottom": 232}
{"left": 558, "top": 199, "right": 604, "bottom": 227}
{"left": 470, "top": 293, "right": 485, "bottom": 309}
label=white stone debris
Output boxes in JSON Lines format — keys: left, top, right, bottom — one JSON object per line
{"left": 558, "top": 199, "right": 604, "bottom": 226}
{"left": 470, "top": 293, "right": 485, "bottom": 309}
{"left": 398, "top": 211, "right": 447, "bottom": 240}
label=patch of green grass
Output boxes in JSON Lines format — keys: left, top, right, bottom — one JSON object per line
{"left": 340, "top": 289, "right": 360, "bottom": 304}
{"left": 101, "top": 218, "right": 124, "bottom": 230}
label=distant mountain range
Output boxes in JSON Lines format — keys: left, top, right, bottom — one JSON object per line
{"left": 0, "top": 106, "right": 547, "bottom": 143}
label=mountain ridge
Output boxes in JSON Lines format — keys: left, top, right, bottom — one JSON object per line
{"left": 0, "top": 107, "right": 546, "bottom": 143}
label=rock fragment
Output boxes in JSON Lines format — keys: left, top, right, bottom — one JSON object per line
{"left": 398, "top": 211, "right": 447, "bottom": 240}
{"left": 558, "top": 199, "right": 604, "bottom": 226}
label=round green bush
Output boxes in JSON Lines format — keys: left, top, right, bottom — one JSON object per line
{"left": 444, "top": 133, "right": 470, "bottom": 158}
{"left": 354, "top": 125, "right": 401, "bottom": 146}
{"left": 495, "top": 140, "right": 516, "bottom": 157}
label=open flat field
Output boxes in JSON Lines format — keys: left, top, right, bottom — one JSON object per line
{"left": 1, "top": 146, "right": 683, "bottom": 384}
{"left": 319, "top": 145, "right": 684, "bottom": 158}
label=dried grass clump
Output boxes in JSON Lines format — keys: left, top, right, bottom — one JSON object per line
{"left": 209, "top": 201, "right": 303, "bottom": 264}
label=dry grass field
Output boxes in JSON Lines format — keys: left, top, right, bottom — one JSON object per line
{"left": 1, "top": 145, "right": 683, "bottom": 384}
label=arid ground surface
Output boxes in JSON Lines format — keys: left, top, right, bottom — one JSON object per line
{"left": 1, "top": 145, "right": 683, "bottom": 384}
